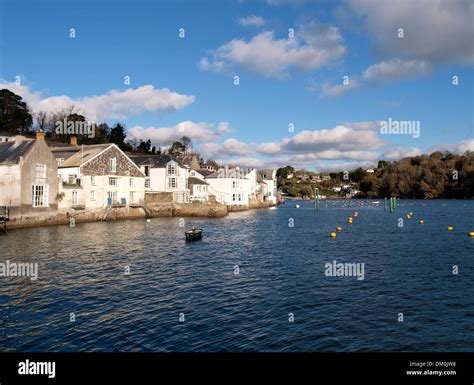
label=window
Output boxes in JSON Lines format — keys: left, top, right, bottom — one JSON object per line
{"left": 145, "top": 179, "right": 150, "bottom": 188}
{"left": 232, "top": 194, "right": 236, "bottom": 201}
{"left": 143, "top": 166, "right": 149, "bottom": 177}
{"left": 72, "top": 191, "right": 78, "bottom": 205}
{"left": 56, "top": 158, "right": 64, "bottom": 166}
{"left": 109, "top": 157, "right": 117, "bottom": 173}
{"left": 196, "top": 185, "right": 201, "bottom": 192}
{"left": 203, "top": 186, "right": 207, "bottom": 192}
{"left": 35, "top": 164, "right": 46, "bottom": 179}
{"left": 32, "top": 185, "right": 48, "bottom": 207}
{"left": 167, "top": 163, "right": 176, "bottom": 175}
{"left": 238, "top": 194, "right": 241, "bottom": 201}
{"left": 129, "top": 178, "right": 134, "bottom": 187}
{"left": 168, "top": 177, "right": 177, "bottom": 189}
{"left": 91, "top": 176, "right": 96, "bottom": 186}
{"left": 109, "top": 177, "right": 118, "bottom": 186}
{"left": 232, "top": 181, "right": 236, "bottom": 188}
{"left": 91, "top": 190, "right": 96, "bottom": 201}
{"left": 130, "top": 191, "right": 136, "bottom": 204}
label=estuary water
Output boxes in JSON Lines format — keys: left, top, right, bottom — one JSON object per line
{"left": 0, "top": 199, "right": 473, "bottom": 352}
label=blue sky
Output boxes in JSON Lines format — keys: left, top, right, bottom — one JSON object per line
{"left": 0, "top": 0, "right": 473, "bottom": 171}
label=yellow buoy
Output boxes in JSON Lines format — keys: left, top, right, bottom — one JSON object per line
{"left": 447, "top": 226, "right": 454, "bottom": 231}
{"left": 469, "top": 231, "right": 474, "bottom": 237}
{"left": 406, "top": 214, "right": 411, "bottom": 219}
{"left": 419, "top": 220, "right": 424, "bottom": 224}
{"left": 336, "top": 226, "right": 343, "bottom": 231}
{"left": 330, "top": 232, "right": 337, "bottom": 238}
{"left": 347, "top": 217, "right": 353, "bottom": 223}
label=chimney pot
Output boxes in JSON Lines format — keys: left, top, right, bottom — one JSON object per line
{"left": 35, "top": 129, "right": 45, "bottom": 141}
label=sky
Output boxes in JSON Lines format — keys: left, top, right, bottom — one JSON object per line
{"left": 0, "top": 0, "right": 473, "bottom": 171}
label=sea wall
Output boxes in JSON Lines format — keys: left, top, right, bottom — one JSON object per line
{"left": 4, "top": 199, "right": 277, "bottom": 230}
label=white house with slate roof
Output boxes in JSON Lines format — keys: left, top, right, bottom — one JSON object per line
{"left": 132, "top": 155, "right": 189, "bottom": 202}
{"left": 0, "top": 131, "right": 58, "bottom": 211}
{"left": 51, "top": 142, "right": 145, "bottom": 210}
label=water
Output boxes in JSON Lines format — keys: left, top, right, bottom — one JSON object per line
{"left": 0, "top": 200, "right": 473, "bottom": 352}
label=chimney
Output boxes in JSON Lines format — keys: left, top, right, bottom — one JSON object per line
{"left": 70, "top": 136, "right": 78, "bottom": 146}
{"left": 36, "top": 129, "right": 45, "bottom": 141}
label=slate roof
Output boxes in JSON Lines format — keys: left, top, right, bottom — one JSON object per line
{"left": 257, "top": 170, "right": 275, "bottom": 180}
{"left": 131, "top": 155, "right": 186, "bottom": 168}
{"left": 194, "top": 169, "right": 215, "bottom": 177}
{"left": 188, "top": 177, "right": 209, "bottom": 186}
{"left": 50, "top": 144, "right": 113, "bottom": 167}
{"left": 0, "top": 140, "right": 35, "bottom": 164}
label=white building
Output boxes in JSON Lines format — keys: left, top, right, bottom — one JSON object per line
{"left": 132, "top": 155, "right": 189, "bottom": 203}
{"left": 51, "top": 143, "right": 145, "bottom": 210}
{"left": 204, "top": 167, "right": 254, "bottom": 206}
{"left": 257, "top": 170, "right": 278, "bottom": 204}
{"left": 188, "top": 177, "right": 209, "bottom": 202}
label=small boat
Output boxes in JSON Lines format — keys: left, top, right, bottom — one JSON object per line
{"left": 185, "top": 228, "right": 203, "bottom": 241}
{"left": 295, "top": 204, "right": 300, "bottom": 208}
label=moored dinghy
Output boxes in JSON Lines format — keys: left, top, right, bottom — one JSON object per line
{"left": 185, "top": 227, "right": 203, "bottom": 241}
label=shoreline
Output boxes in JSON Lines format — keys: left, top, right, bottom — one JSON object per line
{"left": 2, "top": 201, "right": 278, "bottom": 231}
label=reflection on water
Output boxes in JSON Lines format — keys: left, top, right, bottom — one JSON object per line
{"left": 0, "top": 200, "right": 473, "bottom": 351}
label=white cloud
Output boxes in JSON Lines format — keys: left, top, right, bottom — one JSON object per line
{"left": 428, "top": 139, "right": 474, "bottom": 154}
{"left": 281, "top": 124, "right": 385, "bottom": 153}
{"left": 0, "top": 81, "right": 195, "bottom": 122}
{"left": 223, "top": 138, "right": 254, "bottom": 155}
{"left": 217, "top": 122, "right": 233, "bottom": 134}
{"left": 198, "top": 58, "right": 231, "bottom": 74}
{"left": 239, "top": 15, "right": 265, "bottom": 27}
{"left": 362, "top": 59, "right": 432, "bottom": 82}
{"left": 199, "top": 22, "right": 346, "bottom": 79}
{"left": 382, "top": 147, "right": 422, "bottom": 160}
{"left": 321, "top": 79, "right": 360, "bottom": 96}
{"left": 256, "top": 142, "right": 282, "bottom": 154}
{"left": 127, "top": 121, "right": 220, "bottom": 145}
{"left": 346, "top": 0, "right": 474, "bottom": 64}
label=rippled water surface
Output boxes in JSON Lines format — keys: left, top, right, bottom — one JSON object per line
{"left": 1, "top": 199, "right": 473, "bottom": 352}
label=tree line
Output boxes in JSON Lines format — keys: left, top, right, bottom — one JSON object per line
{"left": 0, "top": 88, "right": 212, "bottom": 160}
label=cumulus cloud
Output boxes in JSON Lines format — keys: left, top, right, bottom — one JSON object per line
{"left": 428, "top": 139, "right": 474, "bottom": 154}
{"left": 347, "top": 0, "right": 474, "bottom": 64}
{"left": 217, "top": 122, "right": 233, "bottom": 134}
{"left": 127, "top": 121, "right": 221, "bottom": 145}
{"left": 322, "top": 58, "right": 432, "bottom": 97}
{"left": 362, "top": 59, "right": 432, "bottom": 82}
{"left": 382, "top": 147, "right": 422, "bottom": 160}
{"left": 0, "top": 80, "right": 195, "bottom": 122}
{"left": 256, "top": 142, "right": 282, "bottom": 154}
{"left": 321, "top": 79, "right": 360, "bottom": 96}
{"left": 239, "top": 15, "right": 265, "bottom": 27}
{"left": 199, "top": 22, "right": 346, "bottom": 79}
{"left": 280, "top": 124, "right": 385, "bottom": 153}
